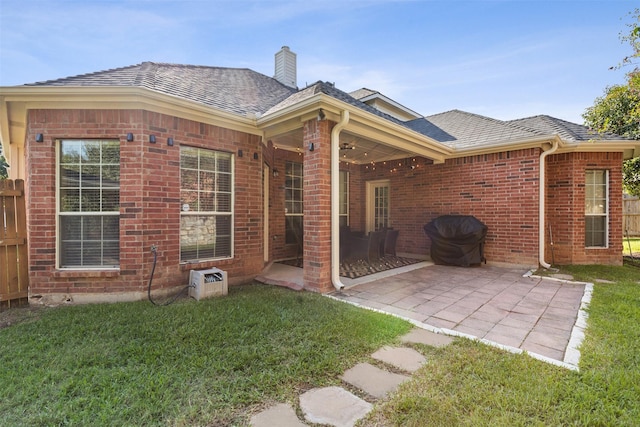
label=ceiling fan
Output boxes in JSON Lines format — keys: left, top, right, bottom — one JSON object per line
{"left": 340, "top": 142, "right": 355, "bottom": 150}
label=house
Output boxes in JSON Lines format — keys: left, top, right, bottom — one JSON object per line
{"left": 1, "top": 46, "right": 638, "bottom": 304}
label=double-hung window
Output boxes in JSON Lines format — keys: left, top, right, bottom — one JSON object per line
{"left": 58, "top": 140, "right": 120, "bottom": 268}
{"left": 585, "top": 170, "right": 608, "bottom": 247}
{"left": 285, "top": 161, "right": 303, "bottom": 245}
{"left": 180, "top": 147, "right": 233, "bottom": 262}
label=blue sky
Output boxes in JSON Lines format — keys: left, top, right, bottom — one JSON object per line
{"left": 0, "top": 0, "right": 637, "bottom": 123}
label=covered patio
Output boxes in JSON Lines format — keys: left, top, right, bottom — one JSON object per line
{"left": 257, "top": 262, "right": 589, "bottom": 369}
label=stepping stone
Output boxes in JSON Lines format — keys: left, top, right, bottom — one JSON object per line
{"left": 595, "top": 278, "right": 615, "bottom": 284}
{"left": 401, "top": 328, "right": 454, "bottom": 348}
{"left": 341, "top": 362, "right": 410, "bottom": 399}
{"left": 371, "top": 346, "right": 426, "bottom": 373}
{"left": 250, "top": 403, "right": 307, "bottom": 427}
{"left": 299, "top": 386, "right": 372, "bottom": 427}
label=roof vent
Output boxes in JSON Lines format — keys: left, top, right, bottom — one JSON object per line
{"left": 274, "top": 46, "right": 297, "bottom": 89}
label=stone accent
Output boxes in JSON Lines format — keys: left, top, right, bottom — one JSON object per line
{"left": 371, "top": 346, "right": 427, "bottom": 372}
{"left": 341, "top": 362, "right": 409, "bottom": 399}
{"left": 299, "top": 386, "right": 372, "bottom": 426}
{"left": 250, "top": 403, "right": 306, "bottom": 427}
{"left": 250, "top": 327, "right": 454, "bottom": 426}
{"left": 400, "top": 328, "right": 454, "bottom": 347}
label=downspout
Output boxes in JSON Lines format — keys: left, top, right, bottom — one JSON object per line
{"left": 331, "top": 110, "right": 350, "bottom": 290}
{"left": 539, "top": 138, "right": 559, "bottom": 269}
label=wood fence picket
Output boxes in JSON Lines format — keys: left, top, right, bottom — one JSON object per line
{"left": 624, "top": 197, "right": 640, "bottom": 237}
{"left": 1, "top": 179, "right": 29, "bottom": 308}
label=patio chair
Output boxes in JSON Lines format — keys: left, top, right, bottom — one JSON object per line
{"left": 286, "top": 216, "right": 304, "bottom": 262}
{"left": 383, "top": 229, "right": 399, "bottom": 256}
{"left": 339, "top": 225, "right": 352, "bottom": 262}
{"left": 350, "top": 230, "right": 385, "bottom": 263}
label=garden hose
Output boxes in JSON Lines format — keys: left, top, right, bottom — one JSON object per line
{"left": 147, "top": 245, "right": 192, "bottom": 306}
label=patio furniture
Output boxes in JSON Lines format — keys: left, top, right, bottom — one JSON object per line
{"left": 286, "top": 216, "right": 303, "bottom": 262}
{"left": 340, "top": 225, "right": 353, "bottom": 261}
{"left": 383, "top": 229, "right": 399, "bottom": 256}
{"left": 350, "top": 230, "right": 385, "bottom": 263}
{"left": 423, "top": 215, "right": 487, "bottom": 266}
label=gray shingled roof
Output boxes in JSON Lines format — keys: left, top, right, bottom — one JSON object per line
{"left": 407, "top": 110, "right": 627, "bottom": 150}
{"left": 25, "top": 62, "right": 296, "bottom": 116}
{"left": 415, "top": 110, "right": 545, "bottom": 149}
{"left": 22, "top": 61, "right": 625, "bottom": 148}
{"left": 264, "top": 81, "right": 409, "bottom": 127}
{"left": 507, "top": 115, "right": 625, "bottom": 142}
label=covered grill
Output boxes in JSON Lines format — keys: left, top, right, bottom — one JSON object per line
{"left": 424, "top": 215, "right": 487, "bottom": 266}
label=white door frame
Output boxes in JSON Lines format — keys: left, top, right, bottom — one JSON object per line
{"left": 263, "top": 163, "right": 270, "bottom": 263}
{"left": 365, "top": 179, "right": 390, "bottom": 233}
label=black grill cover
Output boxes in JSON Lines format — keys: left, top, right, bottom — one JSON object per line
{"left": 424, "top": 215, "right": 487, "bottom": 266}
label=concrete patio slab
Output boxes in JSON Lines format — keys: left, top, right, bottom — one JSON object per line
{"left": 255, "top": 262, "right": 304, "bottom": 291}
{"left": 330, "top": 264, "right": 590, "bottom": 369}
{"left": 257, "top": 262, "right": 590, "bottom": 369}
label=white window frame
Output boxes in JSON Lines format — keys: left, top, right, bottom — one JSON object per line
{"left": 585, "top": 169, "right": 609, "bottom": 248}
{"left": 56, "top": 139, "right": 120, "bottom": 269}
{"left": 179, "top": 147, "right": 234, "bottom": 262}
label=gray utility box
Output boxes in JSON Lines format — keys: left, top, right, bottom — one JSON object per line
{"left": 189, "top": 268, "right": 228, "bottom": 301}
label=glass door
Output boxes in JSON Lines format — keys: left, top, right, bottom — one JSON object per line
{"left": 366, "top": 180, "right": 390, "bottom": 232}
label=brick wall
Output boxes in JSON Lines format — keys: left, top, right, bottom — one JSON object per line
{"left": 546, "top": 152, "right": 623, "bottom": 265}
{"left": 350, "top": 149, "right": 542, "bottom": 266}
{"left": 26, "top": 109, "right": 265, "bottom": 302}
{"left": 25, "top": 108, "right": 625, "bottom": 301}
{"left": 344, "top": 149, "right": 624, "bottom": 267}
{"left": 302, "top": 119, "right": 333, "bottom": 292}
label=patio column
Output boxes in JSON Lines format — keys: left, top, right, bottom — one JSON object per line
{"left": 302, "top": 117, "right": 333, "bottom": 293}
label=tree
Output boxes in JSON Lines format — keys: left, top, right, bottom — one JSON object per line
{"left": 0, "top": 146, "right": 8, "bottom": 179}
{"left": 583, "top": 72, "right": 640, "bottom": 140}
{"left": 583, "top": 9, "right": 640, "bottom": 195}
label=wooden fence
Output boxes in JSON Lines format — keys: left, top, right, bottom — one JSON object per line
{"left": 624, "top": 196, "right": 640, "bottom": 237}
{"left": 1, "top": 179, "right": 29, "bottom": 307}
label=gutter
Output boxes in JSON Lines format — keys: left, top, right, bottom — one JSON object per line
{"left": 331, "top": 110, "right": 350, "bottom": 291}
{"left": 539, "top": 138, "right": 560, "bottom": 269}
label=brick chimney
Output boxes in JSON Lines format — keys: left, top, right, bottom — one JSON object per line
{"left": 274, "top": 46, "right": 297, "bottom": 88}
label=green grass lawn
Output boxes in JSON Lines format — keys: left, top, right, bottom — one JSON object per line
{"left": 2, "top": 265, "right": 639, "bottom": 426}
{"left": 623, "top": 237, "right": 640, "bottom": 256}
{"left": 364, "top": 264, "right": 640, "bottom": 426}
{"left": 0, "top": 285, "right": 410, "bottom": 426}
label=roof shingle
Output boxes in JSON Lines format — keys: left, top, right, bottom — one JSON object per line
{"left": 26, "top": 62, "right": 296, "bottom": 116}
{"left": 21, "top": 61, "right": 627, "bottom": 147}
{"left": 507, "top": 115, "right": 624, "bottom": 142}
